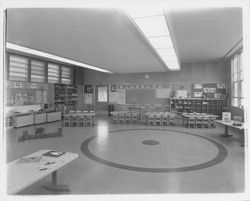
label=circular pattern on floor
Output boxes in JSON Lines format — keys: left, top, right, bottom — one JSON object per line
{"left": 81, "top": 129, "right": 227, "bottom": 173}
{"left": 142, "top": 140, "right": 160, "bottom": 145}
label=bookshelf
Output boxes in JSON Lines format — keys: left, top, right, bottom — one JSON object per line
{"left": 54, "top": 84, "right": 78, "bottom": 112}
{"left": 170, "top": 98, "right": 227, "bottom": 119}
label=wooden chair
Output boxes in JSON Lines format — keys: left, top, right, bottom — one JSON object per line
{"left": 78, "top": 115, "right": 85, "bottom": 127}
{"left": 85, "top": 115, "right": 93, "bottom": 126}
{"left": 70, "top": 115, "right": 78, "bottom": 127}
{"left": 154, "top": 113, "right": 162, "bottom": 126}
{"left": 131, "top": 113, "right": 138, "bottom": 124}
{"left": 168, "top": 114, "right": 176, "bottom": 126}
{"left": 202, "top": 117, "right": 210, "bottom": 128}
{"left": 195, "top": 116, "right": 203, "bottom": 128}
{"left": 187, "top": 116, "right": 196, "bottom": 128}
{"left": 125, "top": 113, "right": 132, "bottom": 124}
{"left": 111, "top": 113, "right": 119, "bottom": 124}
{"left": 147, "top": 113, "right": 155, "bottom": 126}
{"left": 161, "top": 113, "right": 169, "bottom": 126}
{"left": 118, "top": 113, "right": 125, "bottom": 124}
{"left": 63, "top": 115, "right": 70, "bottom": 127}
{"left": 209, "top": 117, "right": 216, "bottom": 128}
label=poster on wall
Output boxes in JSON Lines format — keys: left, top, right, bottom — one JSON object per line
{"left": 14, "top": 82, "right": 22, "bottom": 88}
{"left": 84, "top": 85, "right": 93, "bottom": 93}
{"left": 175, "top": 90, "right": 187, "bottom": 98}
{"left": 203, "top": 88, "right": 209, "bottom": 93}
{"left": 35, "top": 90, "right": 47, "bottom": 104}
{"left": 85, "top": 93, "right": 93, "bottom": 104}
{"left": 217, "top": 83, "right": 226, "bottom": 89}
{"left": 110, "top": 85, "right": 117, "bottom": 92}
{"left": 209, "top": 88, "right": 216, "bottom": 93}
{"left": 194, "top": 92, "right": 203, "bottom": 98}
{"left": 194, "top": 83, "right": 202, "bottom": 89}
{"left": 109, "top": 92, "right": 117, "bottom": 103}
{"left": 116, "top": 89, "right": 126, "bottom": 104}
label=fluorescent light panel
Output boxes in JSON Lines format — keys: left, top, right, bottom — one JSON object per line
{"left": 6, "top": 43, "right": 113, "bottom": 73}
{"left": 134, "top": 16, "right": 170, "bottom": 37}
{"left": 128, "top": 9, "right": 180, "bottom": 71}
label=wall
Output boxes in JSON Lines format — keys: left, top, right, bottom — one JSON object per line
{"left": 81, "top": 61, "right": 229, "bottom": 112}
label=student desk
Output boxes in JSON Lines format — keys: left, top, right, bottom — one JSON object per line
{"left": 215, "top": 120, "right": 245, "bottom": 137}
{"left": 7, "top": 150, "right": 78, "bottom": 195}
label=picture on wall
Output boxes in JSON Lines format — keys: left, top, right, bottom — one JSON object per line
{"left": 209, "top": 88, "right": 216, "bottom": 93}
{"left": 194, "top": 83, "right": 202, "bottom": 89}
{"left": 194, "top": 92, "right": 203, "bottom": 98}
{"left": 217, "top": 83, "right": 226, "bottom": 89}
{"left": 85, "top": 85, "right": 92, "bottom": 93}
{"left": 203, "top": 88, "right": 209, "bottom": 93}
{"left": 110, "top": 85, "right": 116, "bottom": 92}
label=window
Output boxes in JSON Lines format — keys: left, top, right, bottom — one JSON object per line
{"left": 31, "top": 60, "right": 45, "bottom": 83}
{"left": 61, "top": 66, "right": 72, "bottom": 84}
{"left": 98, "top": 86, "right": 108, "bottom": 102}
{"left": 9, "top": 55, "right": 29, "bottom": 81}
{"left": 48, "top": 63, "right": 60, "bottom": 83}
{"left": 231, "top": 51, "right": 244, "bottom": 107}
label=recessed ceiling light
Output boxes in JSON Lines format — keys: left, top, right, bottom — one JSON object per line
{"left": 127, "top": 9, "right": 180, "bottom": 71}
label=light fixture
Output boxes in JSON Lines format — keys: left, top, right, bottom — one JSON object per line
{"left": 127, "top": 9, "right": 180, "bottom": 71}
{"left": 6, "top": 42, "right": 113, "bottom": 73}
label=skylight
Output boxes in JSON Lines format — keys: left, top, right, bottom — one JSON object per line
{"left": 127, "top": 9, "right": 180, "bottom": 71}
{"left": 6, "top": 43, "right": 113, "bottom": 73}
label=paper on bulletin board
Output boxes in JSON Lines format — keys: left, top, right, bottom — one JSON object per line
{"left": 116, "top": 89, "right": 126, "bottom": 104}
{"left": 109, "top": 92, "right": 117, "bottom": 103}
{"left": 156, "top": 88, "right": 171, "bottom": 98}
{"left": 85, "top": 93, "right": 93, "bottom": 104}
{"left": 35, "top": 90, "right": 47, "bottom": 103}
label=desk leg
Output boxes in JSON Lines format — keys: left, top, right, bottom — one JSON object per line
{"left": 220, "top": 125, "right": 233, "bottom": 137}
{"left": 43, "top": 171, "right": 71, "bottom": 192}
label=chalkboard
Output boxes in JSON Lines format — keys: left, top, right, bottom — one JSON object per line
{"left": 126, "top": 89, "right": 168, "bottom": 105}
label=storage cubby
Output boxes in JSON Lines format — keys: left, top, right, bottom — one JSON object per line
{"left": 170, "top": 98, "right": 227, "bottom": 118}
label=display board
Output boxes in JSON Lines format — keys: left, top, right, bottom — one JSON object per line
{"left": 192, "top": 83, "right": 227, "bottom": 99}
{"left": 6, "top": 81, "right": 48, "bottom": 106}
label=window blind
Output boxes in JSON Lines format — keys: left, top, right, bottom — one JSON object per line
{"left": 61, "top": 66, "right": 72, "bottom": 84}
{"left": 48, "top": 63, "right": 60, "bottom": 83}
{"left": 9, "top": 55, "right": 29, "bottom": 81}
{"left": 31, "top": 60, "right": 45, "bottom": 83}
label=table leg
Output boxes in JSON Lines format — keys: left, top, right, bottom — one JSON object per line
{"left": 220, "top": 125, "right": 233, "bottom": 137}
{"left": 43, "top": 171, "right": 71, "bottom": 191}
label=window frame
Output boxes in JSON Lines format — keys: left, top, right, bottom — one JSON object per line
{"left": 231, "top": 51, "right": 244, "bottom": 108}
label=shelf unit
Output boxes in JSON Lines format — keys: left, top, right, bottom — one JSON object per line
{"left": 54, "top": 84, "right": 78, "bottom": 112}
{"left": 170, "top": 98, "right": 227, "bottom": 118}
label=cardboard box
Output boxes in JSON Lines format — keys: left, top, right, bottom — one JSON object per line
{"left": 222, "top": 112, "right": 231, "bottom": 122}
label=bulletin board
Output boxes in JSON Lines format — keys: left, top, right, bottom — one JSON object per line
{"left": 191, "top": 83, "right": 227, "bottom": 99}
{"left": 5, "top": 81, "right": 48, "bottom": 106}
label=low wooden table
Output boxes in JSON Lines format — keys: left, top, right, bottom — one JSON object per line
{"left": 7, "top": 150, "right": 78, "bottom": 195}
{"left": 215, "top": 120, "right": 245, "bottom": 137}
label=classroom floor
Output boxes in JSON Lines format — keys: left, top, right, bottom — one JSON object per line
{"left": 5, "top": 115, "right": 245, "bottom": 195}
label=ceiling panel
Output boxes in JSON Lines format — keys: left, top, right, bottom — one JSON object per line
{"left": 7, "top": 8, "right": 168, "bottom": 73}
{"left": 6, "top": 7, "right": 243, "bottom": 72}
{"left": 168, "top": 8, "right": 242, "bottom": 63}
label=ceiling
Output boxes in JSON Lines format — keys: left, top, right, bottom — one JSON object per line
{"left": 6, "top": 7, "right": 242, "bottom": 73}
